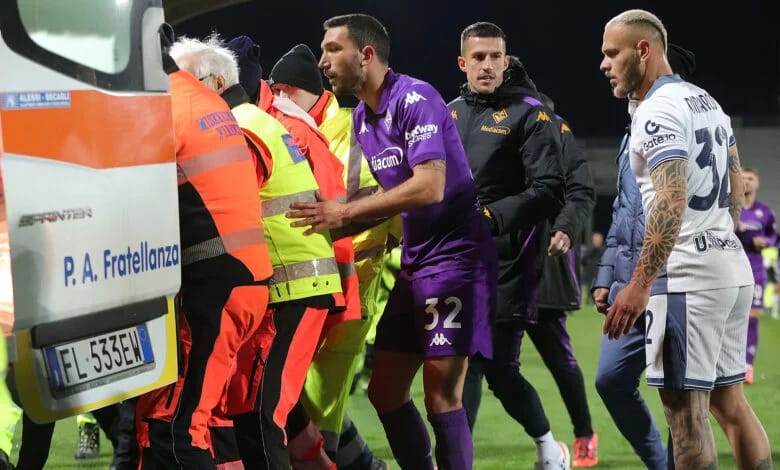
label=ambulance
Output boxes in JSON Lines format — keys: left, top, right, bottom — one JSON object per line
{"left": 0, "top": 0, "right": 235, "bottom": 422}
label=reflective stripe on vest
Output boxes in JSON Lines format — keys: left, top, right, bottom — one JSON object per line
{"left": 346, "top": 125, "right": 363, "bottom": 199}
{"left": 272, "top": 258, "right": 338, "bottom": 284}
{"left": 262, "top": 192, "right": 316, "bottom": 217}
{"left": 176, "top": 145, "right": 251, "bottom": 185}
{"left": 260, "top": 192, "right": 346, "bottom": 218}
{"left": 171, "top": 71, "right": 272, "bottom": 280}
{"left": 232, "top": 102, "right": 342, "bottom": 303}
{"left": 182, "top": 228, "right": 266, "bottom": 266}
{"left": 338, "top": 261, "right": 356, "bottom": 279}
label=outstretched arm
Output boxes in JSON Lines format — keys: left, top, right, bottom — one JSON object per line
{"left": 288, "top": 159, "right": 445, "bottom": 235}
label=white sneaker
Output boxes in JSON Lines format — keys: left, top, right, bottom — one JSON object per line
{"left": 534, "top": 441, "right": 571, "bottom": 470}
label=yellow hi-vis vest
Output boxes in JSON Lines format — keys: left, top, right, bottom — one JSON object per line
{"left": 318, "top": 92, "right": 402, "bottom": 318}
{"left": 232, "top": 103, "right": 342, "bottom": 304}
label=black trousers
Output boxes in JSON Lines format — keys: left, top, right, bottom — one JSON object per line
{"left": 462, "top": 318, "right": 551, "bottom": 438}
{"left": 526, "top": 309, "right": 593, "bottom": 438}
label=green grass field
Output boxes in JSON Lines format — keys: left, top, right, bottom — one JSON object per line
{"left": 11, "top": 306, "right": 779, "bottom": 468}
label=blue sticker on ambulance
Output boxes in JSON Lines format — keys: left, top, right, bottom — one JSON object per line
{"left": 2, "top": 91, "right": 71, "bottom": 110}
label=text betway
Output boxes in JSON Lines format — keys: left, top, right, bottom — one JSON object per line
{"left": 405, "top": 124, "right": 438, "bottom": 146}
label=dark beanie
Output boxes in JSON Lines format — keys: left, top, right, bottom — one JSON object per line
{"left": 667, "top": 43, "right": 696, "bottom": 80}
{"left": 226, "top": 36, "right": 262, "bottom": 99}
{"left": 268, "top": 44, "right": 324, "bottom": 95}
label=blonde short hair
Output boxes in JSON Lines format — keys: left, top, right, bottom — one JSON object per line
{"left": 607, "top": 9, "right": 667, "bottom": 52}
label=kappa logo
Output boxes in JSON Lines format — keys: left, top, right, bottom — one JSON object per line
{"left": 429, "top": 333, "right": 452, "bottom": 347}
{"left": 359, "top": 121, "right": 368, "bottom": 135}
{"left": 404, "top": 91, "right": 427, "bottom": 107}
{"left": 492, "top": 108, "right": 507, "bottom": 123}
{"left": 536, "top": 111, "right": 551, "bottom": 122}
{"left": 451, "top": 109, "right": 458, "bottom": 120}
{"left": 561, "top": 122, "right": 571, "bottom": 133}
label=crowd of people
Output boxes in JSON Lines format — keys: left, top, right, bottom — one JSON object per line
{"left": 0, "top": 7, "right": 775, "bottom": 470}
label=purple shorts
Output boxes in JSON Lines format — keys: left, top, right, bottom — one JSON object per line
{"left": 375, "top": 267, "right": 494, "bottom": 358}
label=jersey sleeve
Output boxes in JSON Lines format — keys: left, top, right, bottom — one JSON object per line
{"left": 397, "top": 83, "right": 450, "bottom": 167}
{"left": 632, "top": 96, "right": 689, "bottom": 173}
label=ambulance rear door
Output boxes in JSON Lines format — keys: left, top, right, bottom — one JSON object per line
{"left": 0, "top": 0, "right": 180, "bottom": 422}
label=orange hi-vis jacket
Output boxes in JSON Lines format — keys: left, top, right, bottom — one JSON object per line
{"left": 257, "top": 81, "right": 360, "bottom": 323}
{"left": 172, "top": 71, "right": 272, "bottom": 282}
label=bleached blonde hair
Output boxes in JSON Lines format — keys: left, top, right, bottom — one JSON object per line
{"left": 607, "top": 9, "right": 667, "bottom": 52}
{"left": 169, "top": 33, "right": 240, "bottom": 87}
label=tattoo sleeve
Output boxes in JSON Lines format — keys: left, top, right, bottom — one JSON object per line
{"left": 415, "top": 159, "right": 446, "bottom": 172}
{"left": 632, "top": 159, "right": 688, "bottom": 288}
{"left": 727, "top": 145, "right": 744, "bottom": 226}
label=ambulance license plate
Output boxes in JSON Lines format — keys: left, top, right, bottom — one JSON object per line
{"left": 45, "top": 324, "right": 154, "bottom": 390}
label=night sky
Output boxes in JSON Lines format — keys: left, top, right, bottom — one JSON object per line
{"left": 176, "top": 0, "right": 778, "bottom": 139}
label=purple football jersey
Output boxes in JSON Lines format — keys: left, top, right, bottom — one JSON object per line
{"left": 353, "top": 70, "right": 495, "bottom": 278}
{"left": 737, "top": 200, "right": 777, "bottom": 281}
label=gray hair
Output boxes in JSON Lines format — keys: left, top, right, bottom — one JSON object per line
{"left": 169, "top": 34, "right": 239, "bottom": 87}
{"left": 607, "top": 9, "right": 667, "bottom": 51}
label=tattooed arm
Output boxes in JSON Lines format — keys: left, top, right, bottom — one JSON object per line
{"left": 344, "top": 158, "right": 446, "bottom": 220}
{"left": 631, "top": 159, "right": 688, "bottom": 288}
{"left": 289, "top": 159, "right": 446, "bottom": 234}
{"left": 727, "top": 144, "right": 744, "bottom": 226}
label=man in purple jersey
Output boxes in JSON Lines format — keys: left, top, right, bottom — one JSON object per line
{"left": 288, "top": 13, "right": 497, "bottom": 470}
{"left": 735, "top": 167, "right": 776, "bottom": 384}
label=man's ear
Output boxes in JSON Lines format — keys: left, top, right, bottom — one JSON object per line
{"left": 637, "top": 39, "right": 652, "bottom": 62}
{"left": 215, "top": 75, "right": 226, "bottom": 93}
{"left": 360, "top": 45, "right": 376, "bottom": 66}
{"left": 457, "top": 56, "right": 466, "bottom": 72}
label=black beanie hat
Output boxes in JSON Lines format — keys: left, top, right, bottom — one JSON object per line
{"left": 268, "top": 44, "right": 324, "bottom": 95}
{"left": 226, "top": 36, "right": 262, "bottom": 99}
{"left": 667, "top": 43, "right": 696, "bottom": 80}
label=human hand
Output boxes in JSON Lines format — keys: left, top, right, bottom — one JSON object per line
{"left": 592, "top": 287, "right": 610, "bottom": 314}
{"left": 603, "top": 281, "right": 649, "bottom": 339}
{"left": 287, "top": 191, "right": 349, "bottom": 235}
{"left": 547, "top": 231, "right": 571, "bottom": 256}
{"left": 753, "top": 236, "right": 768, "bottom": 249}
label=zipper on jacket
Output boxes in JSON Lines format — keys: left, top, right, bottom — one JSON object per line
{"left": 458, "top": 100, "right": 481, "bottom": 152}
{"left": 245, "top": 347, "right": 265, "bottom": 401}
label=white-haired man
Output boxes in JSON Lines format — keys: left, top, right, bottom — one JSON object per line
{"left": 169, "top": 35, "right": 348, "bottom": 470}
{"left": 135, "top": 33, "right": 272, "bottom": 469}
